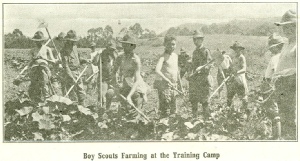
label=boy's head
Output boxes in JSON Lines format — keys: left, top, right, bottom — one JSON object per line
{"left": 120, "top": 34, "right": 137, "bottom": 53}
{"left": 164, "top": 34, "right": 176, "bottom": 53}
{"left": 230, "top": 41, "right": 245, "bottom": 55}
{"left": 192, "top": 30, "right": 204, "bottom": 47}
{"left": 268, "top": 33, "right": 284, "bottom": 54}
{"left": 32, "top": 31, "right": 47, "bottom": 47}
{"left": 275, "top": 10, "right": 296, "bottom": 39}
{"left": 64, "top": 30, "right": 78, "bottom": 48}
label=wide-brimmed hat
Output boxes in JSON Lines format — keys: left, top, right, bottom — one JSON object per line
{"left": 89, "top": 42, "right": 96, "bottom": 48}
{"left": 275, "top": 9, "right": 296, "bottom": 26}
{"left": 180, "top": 47, "right": 186, "bottom": 53}
{"left": 119, "top": 34, "right": 137, "bottom": 45}
{"left": 64, "top": 30, "right": 79, "bottom": 42}
{"left": 268, "top": 33, "right": 285, "bottom": 49}
{"left": 230, "top": 41, "right": 245, "bottom": 50}
{"left": 32, "top": 31, "right": 48, "bottom": 41}
{"left": 193, "top": 30, "right": 204, "bottom": 38}
{"left": 56, "top": 32, "right": 66, "bottom": 40}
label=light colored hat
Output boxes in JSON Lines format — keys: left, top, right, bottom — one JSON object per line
{"left": 31, "top": 31, "right": 47, "bottom": 41}
{"left": 275, "top": 9, "right": 296, "bottom": 26}
{"left": 193, "top": 30, "right": 204, "bottom": 38}
{"left": 268, "top": 33, "right": 285, "bottom": 49}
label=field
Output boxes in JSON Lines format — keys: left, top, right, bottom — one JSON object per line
{"left": 4, "top": 34, "right": 278, "bottom": 141}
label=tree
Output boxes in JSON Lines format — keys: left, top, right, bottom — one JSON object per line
{"left": 129, "top": 23, "right": 143, "bottom": 38}
{"left": 12, "top": 29, "right": 23, "bottom": 37}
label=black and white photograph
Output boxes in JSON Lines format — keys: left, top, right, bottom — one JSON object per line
{"left": 2, "top": 2, "right": 298, "bottom": 144}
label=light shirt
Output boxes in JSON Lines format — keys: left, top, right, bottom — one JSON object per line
{"left": 30, "top": 45, "right": 55, "bottom": 66}
{"left": 274, "top": 42, "right": 296, "bottom": 77}
{"left": 90, "top": 50, "right": 100, "bottom": 73}
{"left": 265, "top": 53, "right": 280, "bottom": 79}
{"left": 220, "top": 54, "right": 232, "bottom": 69}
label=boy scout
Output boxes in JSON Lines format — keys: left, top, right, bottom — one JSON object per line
{"left": 227, "top": 42, "right": 248, "bottom": 116}
{"left": 92, "top": 39, "right": 118, "bottom": 109}
{"left": 112, "top": 34, "right": 145, "bottom": 110}
{"left": 155, "top": 35, "right": 182, "bottom": 118}
{"left": 26, "top": 31, "right": 57, "bottom": 102}
{"left": 178, "top": 47, "right": 190, "bottom": 78}
{"left": 61, "top": 30, "right": 88, "bottom": 105}
{"left": 188, "top": 30, "right": 212, "bottom": 119}
{"left": 273, "top": 9, "right": 296, "bottom": 139}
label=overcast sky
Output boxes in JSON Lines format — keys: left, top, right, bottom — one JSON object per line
{"left": 4, "top": 3, "right": 296, "bottom": 37}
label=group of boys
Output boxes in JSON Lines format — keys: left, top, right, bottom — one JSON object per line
{"left": 14, "top": 9, "right": 296, "bottom": 140}
{"left": 155, "top": 30, "right": 249, "bottom": 120}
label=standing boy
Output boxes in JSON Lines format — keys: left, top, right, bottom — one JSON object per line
{"left": 112, "top": 34, "right": 145, "bottom": 110}
{"left": 155, "top": 35, "right": 182, "bottom": 118}
{"left": 273, "top": 9, "right": 296, "bottom": 139}
{"left": 178, "top": 47, "right": 190, "bottom": 78}
{"left": 25, "top": 31, "right": 57, "bottom": 102}
{"left": 86, "top": 42, "right": 99, "bottom": 93}
{"left": 188, "top": 30, "right": 212, "bottom": 119}
{"left": 61, "top": 30, "right": 88, "bottom": 105}
{"left": 227, "top": 42, "right": 248, "bottom": 115}
{"left": 216, "top": 50, "right": 232, "bottom": 96}
{"left": 93, "top": 39, "right": 118, "bottom": 109}
{"left": 261, "top": 33, "right": 285, "bottom": 140}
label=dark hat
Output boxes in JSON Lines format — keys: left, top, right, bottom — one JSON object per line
{"left": 32, "top": 31, "right": 47, "bottom": 41}
{"left": 275, "top": 9, "right": 296, "bottom": 26}
{"left": 230, "top": 41, "right": 245, "bottom": 50}
{"left": 64, "top": 30, "right": 79, "bottom": 42}
{"left": 57, "top": 32, "right": 66, "bottom": 39}
{"left": 193, "top": 30, "right": 204, "bottom": 38}
{"left": 180, "top": 47, "right": 186, "bottom": 53}
{"left": 268, "top": 33, "right": 285, "bottom": 49}
{"left": 89, "top": 42, "right": 96, "bottom": 47}
{"left": 119, "top": 34, "right": 137, "bottom": 45}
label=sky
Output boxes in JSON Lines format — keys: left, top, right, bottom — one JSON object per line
{"left": 3, "top": 3, "right": 297, "bottom": 37}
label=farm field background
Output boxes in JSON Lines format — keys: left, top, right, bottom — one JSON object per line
{"left": 3, "top": 34, "right": 274, "bottom": 141}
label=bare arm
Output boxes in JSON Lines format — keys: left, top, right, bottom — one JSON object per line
{"left": 127, "top": 56, "right": 142, "bottom": 98}
{"left": 155, "top": 56, "right": 172, "bottom": 84}
{"left": 46, "top": 47, "right": 56, "bottom": 63}
{"left": 237, "top": 56, "right": 246, "bottom": 74}
{"left": 112, "top": 55, "right": 122, "bottom": 85}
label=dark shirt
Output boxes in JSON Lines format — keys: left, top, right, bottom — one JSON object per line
{"left": 61, "top": 45, "right": 81, "bottom": 71}
{"left": 93, "top": 48, "right": 118, "bottom": 81}
{"left": 178, "top": 53, "right": 190, "bottom": 68}
{"left": 191, "top": 46, "right": 212, "bottom": 76}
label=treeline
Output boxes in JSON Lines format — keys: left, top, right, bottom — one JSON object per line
{"left": 5, "top": 23, "right": 157, "bottom": 49}
{"left": 164, "top": 18, "right": 280, "bottom": 37}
